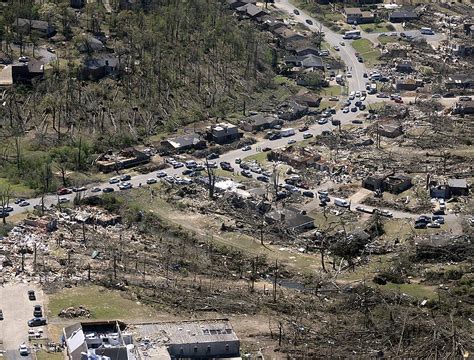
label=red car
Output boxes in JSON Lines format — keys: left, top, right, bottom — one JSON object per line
{"left": 394, "top": 98, "right": 403, "bottom": 103}
{"left": 56, "top": 188, "right": 72, "bottom": 195}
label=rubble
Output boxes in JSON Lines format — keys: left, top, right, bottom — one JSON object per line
{"left": 58, "top": 306, "right": 91, "bottom": 318}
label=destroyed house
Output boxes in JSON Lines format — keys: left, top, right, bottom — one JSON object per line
{"left": 396, "top": 61, "right": 414, "bottom": 73}
{"left": 269, "top": 146, "right": 321, "bottom": 169}
{"left": 95, "top": 147, "right": 150, "bottom": 173}
{"left": 265, "top": 207, "right": 315, "bottom": 233}
{"left": 454, "top": 100, "right": 474, "bottom": 115}
{"left": 276, "top": 100, "right": 308, "bottom": 121}
{"left": 362, "top": 172, "right": 412, "bottom": 194}
{"left": 447, "top": 179, "right": 469, "bottom": 196}
{"left": 63, "top": 321, "right": 134, "bottom": 360}
{"left": 0, "top": 60, "right": 45, "bottom": 85}
{"left": 207, "top": 122, "right": 241, "bottom": 144}
{"left": 13, "top": 18, "right": 56, "bottom": 38}
{"left": 445, "top": 74, "right": 474, "bottom": 89}
{"left": 161, "top": 133, "right": 206, "bottom": 152}
{"left": 395, "top": 78, "right": 422, "bottom": 91}
{"left": 80, "top": 56, "right": 119, "bottom": 81}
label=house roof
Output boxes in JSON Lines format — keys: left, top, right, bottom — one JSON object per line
{"left": 167, "top": 133, "right": 204, "bottom": 148}
{"left": 84, "top": 55, "right": 119, "bottom": 69}
{"left": 266, "top": 207, "right": 314, "bottom": 230}
{"left": 246, "top": 114, "right": 277, "bottom": 126}
{"left": 273, "top": 27, "right": 303, "bottom": 40}
{"left": 448, "top": 178, "right": 468, "bottom": 189}
{"left": 236, "top": 3, "right": 266, "bottom": 17}
{"left": 390, "top": 9, "right": 417, "bottom": 19}
{"left": 300, "top": 54, "right": 323, "bottom": 68}
{"left": 345, "top": 7, "right": 362, "bottom": 15}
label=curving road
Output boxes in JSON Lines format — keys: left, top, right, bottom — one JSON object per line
{"left": 274, "top": 0, "right": 369, "bottom": 92}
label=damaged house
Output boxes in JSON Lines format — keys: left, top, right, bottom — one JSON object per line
{"left": 206, "top": 122, "right": 241, "bottom": 144}
{"left": 269, "top": 146, "right": 322, "bottom": 169}
{"left": 265, "top": 207, "right": 315, "bottom": 233}
{"left": 276, "top": 100, "right": 308, "bottom": 121}
{"left": 161, "top": 133, "right": 206, "bottom": 153}
{"left": 363, "top": 172, "right": 412, "bottom": 194}
{"left": 240, "top": 114, "right": 281, "bottom": 132}
{"left": 95, "top": 147, "right": 150, "bottom": 173}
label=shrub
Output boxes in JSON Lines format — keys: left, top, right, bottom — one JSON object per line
{"left": 386, "top": 24, "right": 395, "bottom": 31}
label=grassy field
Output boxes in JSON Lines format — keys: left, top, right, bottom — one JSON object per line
{"left": 383, "top": 282, "right": 436, "bottom": 299}
{"left": 36, "top": 351, "right": 64, "bottom": 360}
{"left": 243, "top": 151, "right": 270, "bottom": 164}
{"left": 378, "top": 35, "right": 399, "bottom": 45}
{"left": 351, "top": 39, "right": 380, "bottom": 67}
{"left": 0, "top": 177, "right": 36, "bottom": 197}
{"left": 360, "top": 23, "right": 394, "bottom": 33}
{"left": 47, "top": 285, "right": 157, "bottom": 321}
{"left": 320, "top": 86, "right": 342, "bottom": 97}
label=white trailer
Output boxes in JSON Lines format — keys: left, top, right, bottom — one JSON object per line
{"left": 280, "top": 128, "right": 295, "bottom": 137}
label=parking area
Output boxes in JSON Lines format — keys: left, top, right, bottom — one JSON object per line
{"left": 0, "top": 283, "right": 45, "bottom": 360}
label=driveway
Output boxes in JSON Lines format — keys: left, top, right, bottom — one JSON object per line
{"left": 0, "top": 283, "right": 44, "bottom": 360}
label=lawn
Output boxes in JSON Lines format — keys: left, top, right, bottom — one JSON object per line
{"left": 360, "top": 22, "right": 394, "bottom": 33}
{"left": 378, "top": 35, "right": 399, "bottom": 45}
{"left": 36, "top": 351, "right": 64, "bottom": 360}
{"left": 382, "top": 282, "right": 437, "bottom": 299}
{"left": 47, "top": 285, "right": 157, "bottom": 321}
{"left": 319, "top": 85, "right": 342, "bottom": 97}
{"left": 243, "top": 151, "right": 270, "bottom": 164}
{"left": 0, "top": 177, "right": 36, "bottom": 197}
{"left": 351, "top": 39, "right": 380, "bottom": 67}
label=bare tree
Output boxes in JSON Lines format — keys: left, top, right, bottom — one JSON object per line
{"left": 205, "top": 159, "right": 216, "bottom": 200}
{"left": 0, "top": 185, "right": 12, "bottom": 225}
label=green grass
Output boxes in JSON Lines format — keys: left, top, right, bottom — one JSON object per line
{"left": 320, "top": 86, "right": 342, "bottom": 97}
{"left": 36, "top": 351, "right": 64, "bottom": 360}
{"left": 351, "top": 38, "right": 380, "bottom": 67}
{"left": 214, "top": 169, "right": 247, "bottom": 182}
{"left": 243, "top": 151, "right": 269, "bottom": 164}
{"left": 48, "top": 285, "right": 156, "bottom": 320}
{"left": 273, "top": 75, "right": 294, "bottom": 86}
{"left": 360, "top": 22, "right": 393, "bottom": 33}
{"left": 378, "top": 35, "right": 399, "bottom": 45}
{"left": 0, "top": 177, "right": 36, "bottom": 197}
{"left": 382, "top": 282, "right": 437, "bottom": 299}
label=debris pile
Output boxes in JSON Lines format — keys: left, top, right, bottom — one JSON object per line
{"left": 58, "top": 306, "right": 91, "bottom": 318}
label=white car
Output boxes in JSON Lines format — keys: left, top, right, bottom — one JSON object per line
{"left": 346, "top": 72, "right": 352, "bottom": 78}
{"left": 146, "top": 178, "right": 157, "bottom": 184}
{"left": 109, "top": 177, "right": 119, "bottom": 184}
{"left": 355, "top": 91, "right": 361, "bottom": 97}
{"left": 58, "top": 197, "right": 70, "bottom": 203}
{"left": 19, "top": 344, "right": 29, "bottom": 355}
{"left": 18, "top": 56, "right": 30, "bottom": 63}
{"left": 343, "top": 107, "right": 350, "bottom": 113}
{"left": 318, "top": 118, "right": 328, "bottom": 125}
{"left": 288, "top": 139, "right": 296, "bottom": 144}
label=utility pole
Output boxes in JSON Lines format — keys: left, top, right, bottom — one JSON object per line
{"left": 273, "top": 260, "right": 278, "bottom": 303}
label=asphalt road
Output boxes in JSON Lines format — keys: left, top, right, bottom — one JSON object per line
{"left": 0, "top": 283, "right": 43, "bottom": 360}
{"left": 274, "top": 0, "right": 369, "bottom": 92}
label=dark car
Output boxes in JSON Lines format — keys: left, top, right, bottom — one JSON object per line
{"left": 350, "top": 107, "right": 357, "bottom": 112}
{"left": 0, "top": 309, "right": 3, "bottom": 320}
{"left": 256, "top": 176, "right": 269, "bottom": 182}
{"left": 359, "top": 104, "right": 367, "bottom": 110}
{"left": 331, "top": 119, "right": 341, "bottom": 126}
{"left": 120, "top": 174, "right": 131, "bottom": 181}
{"left": 207, "top": 153, "right": 219, "bottom": 160}
{"left": 414, "top": 222, "right": 427, "bottom": 229}
{"left": 306, "top": 19, "right": 313, "bottom": 25}
{"left": 293, "top": 9, "right": 299, "bottom": 15}
{"left": 33, "top": 305, "right": 42, "bottom": 318}
{"left": 28, "top": 317, "right": 47, "bottom": 327}
{"left": 0, "top": 211, "right": 10, "bottom": 218}
{"left": 3, "top": 206, "right": 13, "bottom": 212}
{"left": 269, "top": 133, "right": 281, "bottom": 140}
{"left": 357, "top": 57, "right": 364, "bottom": 63}
{"left": 355, "top": 101, "right": 362, "bottom": 107}
{"left": 102, "top": 187, "right": 115, "bottom": 193}
{"left": 262, "top": 147, "right": 272, "bottom": 152}
{"left": 363, "top": 73, "right": 368, "bottom": 78}
{"left": 299, "top": 126, "right": 309, "bottom": 132}
{"left": 182, "top": 169, "right": 194, "bottom": 175}
{"left": 432, "top": 209, "right": 445, "bottom": 215}
{"left": 302, "top": 191, "right": 314, "bottom": 198}
{"left": 352, "top": 119, "right": 363, "bottom": 124}
{"left": 239, "top": 163, "right": 250, "bottom": 170}
{"left": 443, "top": 92, "right": 455, "bottom": 98}
{"left": 14, "top": 198, "right": 25, "bottom": 204}
{"left": 27, "top": 290, "right": 36, "bottom": 301}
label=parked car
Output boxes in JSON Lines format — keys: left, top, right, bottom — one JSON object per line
{"left": 19, "top": 344, "right": 29, "bottom": 356}
{"left": 414, "top": 222, "right": 427, "bottom": 229}
{"left": 3, "top": 206, "right": 14, "bottom": 212}
{"left": 0, "top": 309, "right": 3, "bottom": 320}
{"left": 102, "top": 187, "right": 114, "bottom": 193}
{"left": 57, "top": 188, "right": 72, "bottom": 195}
{"left": 19, "top": 201, "right": 30, "bottom": 207}
{"left": 120, "top": 174, "right": 131, "bottom": 181}
{"left": 33, "top": 305, "right": 42, "bottom": 318}
{"left": 58, "top": 197, "right": 70, "bottom": 203}
{"left": 350, "top": 107, "right": 357, "bottom": 112}
{"left": 318, "top": 118, "right": 328, "bottom": 125}
{"left": 299, "top": 126, "right": 309, "bottom": 132}
{"left": 14, "top": 198, "right": 25, "bottom": 204}
{"left": 305, "top": 19, "right": 313, "bottom": 25}
{"left": 173, "top": 162, "right": 184, "bottom": 168}
{"left": 343, "top": 107, "right": 349, "bottom": 113}
{"left": 28, "top": 290, "right": 36, "bottom": 300}
{"left": 432, "top": 215, "right": 445, "bottom": 224}
{"left": 28, "top": 318, "right": 47, "bottom": 327}
{"left": 207, "top": 153, "right": 219, "bottom": 160}
{"left": 331, "top": 119, "right": 341, "bottom": 126}
{"left": 18, "top": 56, "right": 30, "bottom": 63}
{"left": 241, "top": 170, "right": 252, "bottom": 178}
{"left": 443, "top": 92, "right": 455, "bottom": 98}
{"left": 118, "top": 182, "right": 132, "bottom": 190}
{"left": 242, "top": 145, "right": 251, "bottom": 151}
{"left": 256, "top": 175, "right": 269, "bottom": 182}
{"left": 90, "top": 187, "right": 101, "bottom": 193}
{"left": 427, "top": 222, "right": 441, "bottom": 228}
{"left": 109, "top": 177, "right": 120, "bottom": 184}
{"left": 378, "top": 209, "right": 393, "bottom": 217}
{"left": 302, "top": 191, "right": 314, "bottom": 198}
{"left": 329, "top": 96, "right": 339, "bottom": 101}
{"left": 293, "top": 9, "right": 299, "bottom": 15}
{"left": 288, "top": 139, "right": 296, "bottom": 144}
{"left": 72, "top": 186, "right": 87, "bottom": 192}
{"left": 303, "top": 133, "right": 313, "bottom": 139}
{"left": 352, "top": 119, "right": 363, "bottom": 124}
{"left": 459, "top": 96, "right": 472, "bottom": 101}
{"left": 146, "top": 178, "right": 157, "bottom": 184}
{"left": 262, "top": 147, "right": 272, "bottom": 152}
{"left": 431, "top": 94, "right": 441, "bottom": 99}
